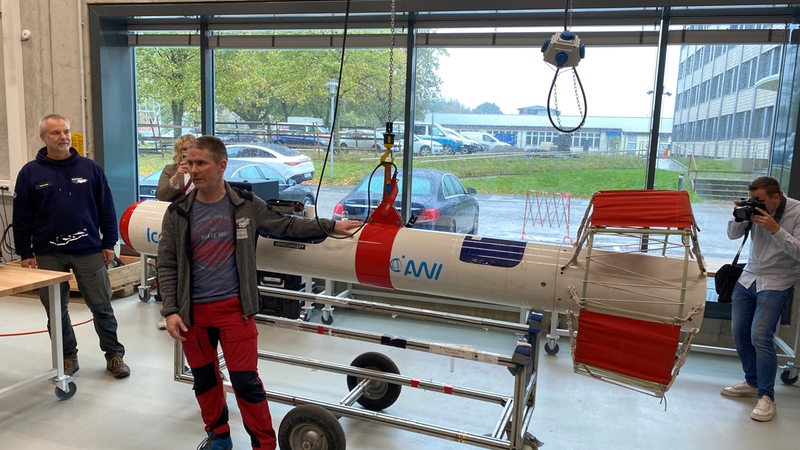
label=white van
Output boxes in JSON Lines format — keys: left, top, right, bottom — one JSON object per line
{"left": 377, "top": 122, "right": 465, "bottom": 154}
{"left": 460, "top": 131, "right": 514, "bottom": 152}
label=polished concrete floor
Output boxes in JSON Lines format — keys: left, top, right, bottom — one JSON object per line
{"left": 1, "top": 292, "right": 799, "bottom": 450}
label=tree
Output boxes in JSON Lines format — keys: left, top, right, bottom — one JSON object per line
{"left": 428, "top": 98, "right": 472, "bottom": 114}
{"left": 215, "top": 46, "right": 444, "bottom": 129}
{"left": 475, "top": 102, "right": 502, "bottom": 114}
{"left": 136, "top": 39, "right": 446, "bottom": 134}
{"left": 135, "top": 47, "right": 201, "bottom": 137}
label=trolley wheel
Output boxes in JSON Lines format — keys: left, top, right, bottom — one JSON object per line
{"left": 544, "top": 341, "right": 559, "bottom": 355}
{"left": 321, "top": 312, "right": 334, "bottom": 325}
{"left": 780, "top": 369, "right": 798, "bottom": 385}
{"left": 278, "top": 404, "right": 346, "bottom": 450}
{"left": 138, "top": 287, "right": 151, "bottom": 302}
{"left": 55, "top": 381, "right": 77, "bottom": 400}
{"left": 346, "top": 352, "right": 401, "bottom": 411}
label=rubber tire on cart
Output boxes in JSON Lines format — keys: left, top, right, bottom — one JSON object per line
{"left": 55, "top": 381, "right": 77, "bottom": 400}
{"left": 544, "top": 341, "right": 559, "bottom": 355}
{"left": 278, "top": 404, "right": 346, "bottom": 450}
{"left": 138, "top": 287, "right": 151, "bottom": 302}
{"left": 345, "top": 352, "right": 401, "bottom": 411}
{"left": 321, "top": 310, "right": 334, "bottom": 325}
{"left": 780, "top": 369, "right": 798, "bottom": 385}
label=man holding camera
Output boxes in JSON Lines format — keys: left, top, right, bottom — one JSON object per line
{"left": 720, "top": 176, "right": 800, "bottom": 422}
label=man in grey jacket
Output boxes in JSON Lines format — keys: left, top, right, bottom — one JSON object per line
{"left": 157, "top": 135, "right": 361, "bottom": 450}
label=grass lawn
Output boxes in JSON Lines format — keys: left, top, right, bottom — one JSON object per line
{"left": 137, "top": 150, "right": 720, "bottom": 199}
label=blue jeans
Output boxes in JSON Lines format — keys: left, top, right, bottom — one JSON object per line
{"left": 36, "top": 252, "right": 125, "bottom": 361}
{"left": 730, "top": 281, "right": 791, "bottom": 400}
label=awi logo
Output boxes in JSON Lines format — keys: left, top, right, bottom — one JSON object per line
{"left": 389, "top": 254, "right": 443, "bottom": 280}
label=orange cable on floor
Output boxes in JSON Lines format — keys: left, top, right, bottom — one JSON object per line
{"left": 0, "top": 317, "right": 94, "bottom": 337}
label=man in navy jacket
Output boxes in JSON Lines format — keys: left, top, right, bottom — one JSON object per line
{"left": 13, "top": 113, "right": 130, "bottom": 379}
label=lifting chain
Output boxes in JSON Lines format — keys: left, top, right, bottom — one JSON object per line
{"left": 380, "top": 0, "right": 398, "bottom": 164}
{"left": 386, "top": 0, "right": 396, "bottom": 124}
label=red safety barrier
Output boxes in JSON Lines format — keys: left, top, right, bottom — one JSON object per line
{"left": 521, "top": 190, "right": 573, "bottom": 244}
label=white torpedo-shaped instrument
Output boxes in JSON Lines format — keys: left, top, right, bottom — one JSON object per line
{"left": 119, "top": 189, "right": 707, "bottom": 333}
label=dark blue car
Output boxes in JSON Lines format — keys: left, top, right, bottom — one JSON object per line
{"left": 332, "top": 168, "right": 479, "bottom": 234}
{"left": 138, "top": 159, "right": 316, "bottom": 207}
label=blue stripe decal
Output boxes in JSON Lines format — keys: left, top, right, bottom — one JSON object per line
{"left": 459, "top": 236, "right": 526, "bottom": 268}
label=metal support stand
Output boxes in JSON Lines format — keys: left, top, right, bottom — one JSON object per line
{"left": 137, "top": 253, "right": 157, "bottom": 302}
{"left": 173, "top": 287, "right": 546, "bottom": 449}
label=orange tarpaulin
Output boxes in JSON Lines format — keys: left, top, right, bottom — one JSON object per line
{"left": 573, "top": 309, "right": 681, "bottom": 385}
{"left": 589, "top": 190, "right": 695, "bottom": 229}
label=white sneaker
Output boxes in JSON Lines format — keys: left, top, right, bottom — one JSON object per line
{"left": 720, "top": 380, "right": 758, "bottom": 397}
{"left": 157, "top": 317, "right": 167, "bottom": 330}
{"left": 750, "top": 396, "right": 776, "bottom": 422}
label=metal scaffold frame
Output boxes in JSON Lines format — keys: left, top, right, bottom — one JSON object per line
{"left": 173, "top": 287, "right": 545, "bottom": 450}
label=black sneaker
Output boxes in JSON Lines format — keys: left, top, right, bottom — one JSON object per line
{"left": 64, "top": 357, "right": 79, "bottom": 376}
{"left": 106, "top": 356, "right": 131, "bottom": 378}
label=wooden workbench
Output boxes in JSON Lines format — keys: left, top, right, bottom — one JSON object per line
{"left": 0, "top": 264, "right": 77, "bottom": 400}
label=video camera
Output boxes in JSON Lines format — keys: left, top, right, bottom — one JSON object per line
{"left": 733, "top": 196, "right": 767, "bottom": 222}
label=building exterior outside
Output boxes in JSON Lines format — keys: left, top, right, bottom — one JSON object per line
{"left": 424, "top": 112, "right": 672, "bottom": 157}
{"left": 672, "top": 36, "right": 783, "bottom": 168}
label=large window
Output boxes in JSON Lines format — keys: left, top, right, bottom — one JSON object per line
{"left": 120, "top": 4, "right": 800, "bottom": 263}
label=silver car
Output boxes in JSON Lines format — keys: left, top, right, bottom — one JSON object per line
{"left": 226, "top": 142, "right": 315, "bottom": 183}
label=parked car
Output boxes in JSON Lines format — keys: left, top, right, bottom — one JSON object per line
{"left": 138, "top": 159, "right": 316, "bottom": 206}
{"left": 386, "top": 134, "right": 445, "bottom": 156}
{"left": 339, "top": 129, "right": 381, "bottom": 149}
{"left": 333, "top": 168, "right": 479, "bottom": 234}
{"left": 441, "top": 127, "right": 482, "bottom": 154}
{"left": 460, "top": 131, "right": 514, "bottom": 152}
{"left": 378, "top": 122, "right": 465, "bottom": 154}
{"left": 396, "top": 135, "right": 445, "bottom": 156}
{"left": 226, "top": 142, "right": 315, "bottom": 183}
{"left": 410, "top": 135, "right": 446, "bottom": 156}
{"left": 271, "top": 123, "right": 330, "bottom": 148}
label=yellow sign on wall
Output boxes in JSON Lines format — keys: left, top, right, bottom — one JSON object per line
{"left": 71, "top": 132, "right": 84, "bottom": 156}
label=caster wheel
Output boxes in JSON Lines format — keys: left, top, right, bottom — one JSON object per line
{"left": 55, "top": 381, "right": 77, "bottom": 400}
{"left": 544, "top": 341, "right": 559, "bottom": 355}
{"left": 278, "top": 405, "right": 345, "bottom": 450}
{"left": 321, "top": 313, "right": 334, "bottom": 325}
{"left": 780, "top": 369, "right": 798, "bottom": 385}
{"left": 138, "top": 288, "right": 151, "bottom": 302}
{"left": 346, "top": 352, "right": 401, "bottom": 411}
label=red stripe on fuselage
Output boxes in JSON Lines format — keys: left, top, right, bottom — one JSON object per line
{"left": 119, "top": 201, "right": 143, "bottom": 250}
{"left": 354, "top": 223, "right": 400, "bottom": 288}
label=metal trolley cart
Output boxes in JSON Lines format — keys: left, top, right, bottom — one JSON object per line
{"left": 137, "top": 253, "right": 158, "bottom": 302}
{"left": 0, "top": 265, "right": 77, "bottom": 400}
{"left": 173, "top": 287, "right": 545, "bottom": 450}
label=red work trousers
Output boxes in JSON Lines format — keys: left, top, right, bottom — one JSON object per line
{"left": 181, "top": 297, "right": 276, "bottom": 449}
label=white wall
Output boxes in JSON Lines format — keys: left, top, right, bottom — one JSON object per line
{"left": 0, "top": 0, "right": 218, "bottom": 261}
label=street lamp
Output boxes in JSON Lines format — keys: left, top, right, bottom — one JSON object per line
{"left": 326, "top": 80, "right": 339, "bottom": 178}
{"left": 647, "top": 88, "right": 674, "bottom": 157}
